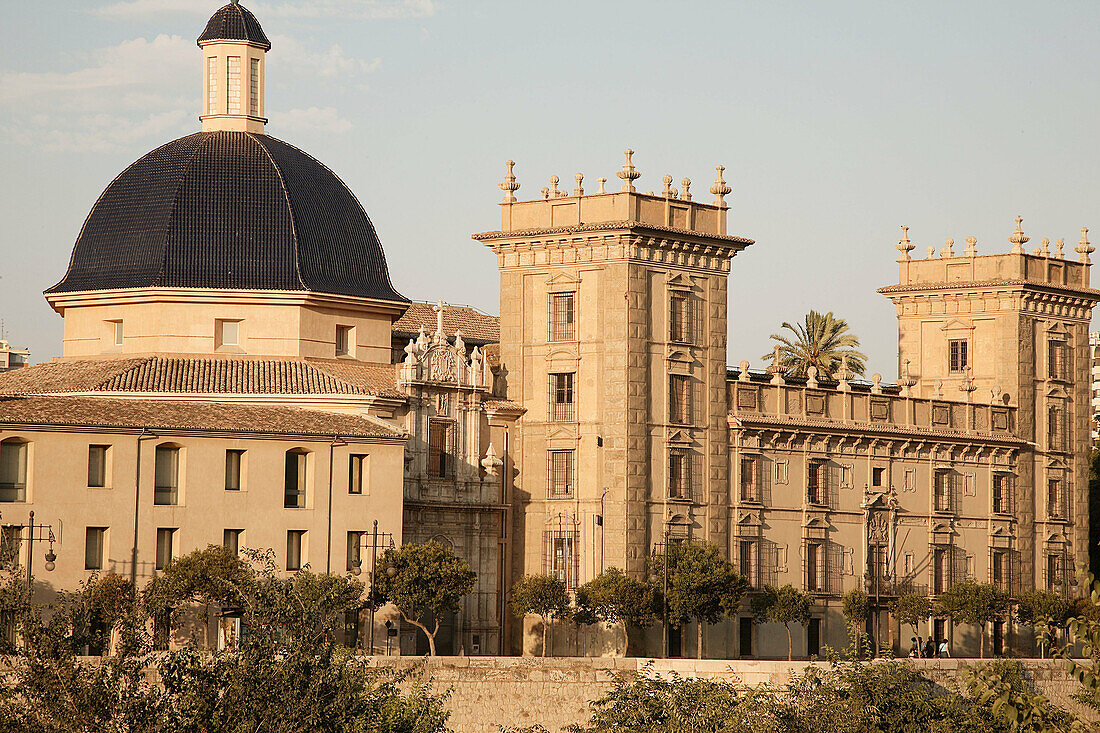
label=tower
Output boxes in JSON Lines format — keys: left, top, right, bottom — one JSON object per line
{"left": 880, "top": 221, "right": 1098, "bottom": 593}
{"left": 476, "top": 154, "right": 752, "bottom": 654}
{"left": 198, "top": 0, "right": 270, "bottom": 133}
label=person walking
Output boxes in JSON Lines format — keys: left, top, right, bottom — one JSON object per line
{"left": 938, "top": 638, "right": 950, "bottom": 657}
{"left": 923, "top": 637, "right": 937, "bottom": 659}
{"left": 915, "top": 636, "right": 924, "bottom": 658}
{"left": 908, "top": 637, "right": 920, "bottom": 658}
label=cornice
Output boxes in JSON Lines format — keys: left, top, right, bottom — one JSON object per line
{"left": 44, "top": 287, "right": 410, "bottom": 317}
{"left": 473, "top": 219, "right": 754, "bottom": 247}
{"left": 878, "top": 279, "right": 1100, "bottom": 302}
{"left": 729, "top": 413, "right": 1025, "bottom": 446}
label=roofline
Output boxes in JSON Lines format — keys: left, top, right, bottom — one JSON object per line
{"left": 877, "top": 279, "right": 1100, "bottom": 300}
{"left": 472, "top": 219, "right": 755, "bottom": 247}
{"left": 0, "top": 421, "right": 404, "bottom": 442}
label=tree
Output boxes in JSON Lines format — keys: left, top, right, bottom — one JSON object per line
{"left": 509, "top": 574, "right": 570, "bottom": 657}
{"left": 574, "top": 568, "right": 657, "bottom": 655}
{"left": 841, "top": 588, "right": 870, "bottom": 657}
{"left": 763, "top": 310, "right": 867, "bottom": 379}
{"left": 143, "top": 544, "right": 256, "bottom": 636}
{"left": 890, "top": 593, "right": 933, "bottom": 646}
{"left": 750, "top": 584, "right": 812, "bottom": 661}
{"left": 372, "top": 540, "right": 476, "bottom": 656}
{"left": 650, "top": 541, "right": 747, "bottom": 659}
{"left": 937, "top": 581, "right": 1011, "bottom": 658}
{"left": 1015, "top": 589, "right": 1073, "bottom": 658}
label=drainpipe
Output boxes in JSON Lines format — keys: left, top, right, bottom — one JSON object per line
{"left": 499, "top": 425, "right": 510, "bottom": 656}
{"left": 131, "top": 428, "right": 156, "bottom": 588}
{"left": 325, "top": 435, "right": 345, "bottom": 574}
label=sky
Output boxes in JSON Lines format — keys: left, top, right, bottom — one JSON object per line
{"left": 1, "top": 0, "right": 1098, "bottom": 378}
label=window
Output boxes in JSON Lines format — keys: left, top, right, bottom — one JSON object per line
{"left": 223, "top": 529, "right": 242, "bottom": 556}
{"left": 0, "top": 440, "right": 27, "bottom": 503}
{"left": 284, "top": 450, "right": 308, "bottom": 508}
{"left": 872, "top": 467, "right": 885, "bottom": 488}
{"left": 740, "top": 457, "right": 758, "bottom": 501}
{"left": 154, "top": 445, "right": 179, "bottom": 505}
{"left": 216, "top": 319, "right": 239, "bottom": 348}
{"left": 546, "top": 533, "right": 578, "bottom": 589}
{"left": 88, "top": 444, "right": 109, "bottom": 488}
{"left": 739, "top": 617, "right": 753, "bottom": 658}
{"left": 669, "top": 293, "right": 695, "bottom": 344}
{"left": 669, "top": 374, "right": 693, "bottom": 425}
{"left": 669, "top": 449, "right": 691, "bottom": 500}
{"left": 225, "top": 450, "right": 244, "bottom": 491}
{"left": 549, "top": 293, "right": 575, "bottom": 341}
{"left": 550, "top": 373, "right": 575, "bottom": 422}
{"left": 807, "top": 460, "right": 824, "bottom": 505}
{"left": 739, "top": 540, "right": 757, "bottom": 585}
{"left": 933, "top": 469, "right": 954, "bottom": 513}
{"left": 1047, "top": 478, "right": 1065, "bottom": 519}
{"left": 112, "top": 320, "right": 123, "bottom": 347}
{"left": 85, "top": 527, "right": 106, "bottom": 571}
{"left": 1048, "top": 406, "right": 1068, "bottom": 451}
{"left": 249, "top": 58, "right": 259, "bottom": 116}
{"left": 287, "top": 530, "right": 306, "bottom": 571}
{"left": 1047, "top": 553, "right": 1065, "bottom": 591}
{"left": 155, "top": 528, "right": 175, "bottom": 571}
{"left": 336, "top": 325, "right": 354, "bottom": 357}
{"left": 807, "top": 618, "right": 821, "bottom": 658}
{"left": 227, "top": 56, "right": 241, "bottom": 114}
{"left": 349, "top": 454, "right": 368, "bottom": 494}
{"left": 548, "top": 450, "right": 574, "bottom": 498}
{"left": 948, "top": 339, "right": 968, "bottom": 373}
{"left": 1048, "top": 340, "right": 1068, "bottom": 380}
{"left": 207, "top": 56, "right": 218, "bottom": 114}
{"left": 932, "top": 547, "right": 947, "bottom": 594}
{"left": 805, "top": 542, "right": 823, "bottom": 592}
{"left": 427, "top": 420, "right": 455, "bottom": 479}
{"left": 346, "top": 531, "right": 363, "bottom": 572}
{"left": 991, "top": 550, "right": 1007, "bottom": 589}
{"left": 992, "top": 473, "right": 1011, "bottom": 514}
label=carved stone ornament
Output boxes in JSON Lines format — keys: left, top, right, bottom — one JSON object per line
{"left": 869, "top": 513, "right": 890, "bottom": 544}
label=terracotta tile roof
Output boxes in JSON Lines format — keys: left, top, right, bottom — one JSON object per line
{"left": 392, "top": 301, "right": 500, "bottom": 344}
{"left": 0, "top": 356, "right": 402, "bottom": 398}
{"left": 0, "top": 395, "right": 403, "bottom": 439}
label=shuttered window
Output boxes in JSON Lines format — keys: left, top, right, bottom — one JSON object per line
{"left": 549, "top": 294, "right": 575, "bottom": 341}
{"left": 550, "top": 373, "right": 575, "bottom": 422}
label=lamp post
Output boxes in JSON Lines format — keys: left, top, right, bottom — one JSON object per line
{"left": 350, "top": 520, "right": 394, "bottom": 653}
{"left": 25, "top": 510, "right": 57, "bottom": 601}
{"left": 650, "top": 523, "right": 673, "bottom": 658}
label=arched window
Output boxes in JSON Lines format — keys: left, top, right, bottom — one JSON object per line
{"left": 0, "top": 439, "right": 28, "bottom": 502}
{"left": 285, "top": 449, "right": 309, "bottom": 508}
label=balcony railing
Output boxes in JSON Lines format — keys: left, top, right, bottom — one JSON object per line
{"left": 864, "top": 575, "right": 929, "bottom": 598}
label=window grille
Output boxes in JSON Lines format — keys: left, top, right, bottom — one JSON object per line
{"left": 948, "top": 339, "right": 968, "bottom": 373}
{"left": 669, "top": 293, "right": 696, "bottom": 344}
{"left": 548, "top": 450, "right": 574, "bottom": 498}
{"left": 740, "top": 457, "right": 758, "bottom": 502}
{"left": 549, "top": 293, "right": 575, "bottom": 341}
{"left": 1047, "top": 478, "right": 1067, "bottom": 519}
{"left": 933, "top": 469, "right": 957, "bottom": 513}
{"left": 1048, "top": 406, "right": 1069, "bottom": 451}
{"left": 669, "top": 375, "right": 693, "bottom": 425}
{"left": 550, "top": 373, "right": 575, "bottom": 422}
{"left": 1048, "top": 340, "right": 1070, "bottom": 380}
{"left": 0, "top": 526, "right": 21, "bottom": 569}
{"left": 807, "top": 460, "right": 825, "bottom": 505}
{"left": 544, "top": 514, "right": 579, "bottom": 589}
{"left": 223, "top": 529, "right": 242, "bottom": 556}
{"left": 992, "top": 473, "right": 1013, "bottom": 514}
{"left": 669, "top": 449, "right": 691, "bottom": 500}
{"left": 427, "top": 420, "right": 456, "bottom": 479}
{"left": 737, "top": 539, "right": 757, "bottom": 586}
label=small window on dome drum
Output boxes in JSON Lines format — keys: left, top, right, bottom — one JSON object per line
{"left": 216, "top": 319, "right": 240, "bottom": 349}
{"left": 336, "top": 325, "right": 354, "bottom": 357}
{"left": 227, "top": 57, "right": 241, "bottom": 115}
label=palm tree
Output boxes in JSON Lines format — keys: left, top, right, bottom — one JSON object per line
{"left": 763, "top": 310, "right": 867, "bottom": 379}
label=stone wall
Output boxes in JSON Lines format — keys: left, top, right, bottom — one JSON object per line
{"left": 364, "top": 655, "right": 1097, "bottom": 733}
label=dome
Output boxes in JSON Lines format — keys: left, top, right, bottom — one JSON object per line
{"left": 197, "top": 2, "right": 271, "bottom": 49}
{"left": 48, "top": 131, "right": 408, "bottom": 304}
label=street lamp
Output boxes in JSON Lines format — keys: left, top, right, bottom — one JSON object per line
{"left": 26, "top": 510, "right": 57, "bottom": 599}
{"left": 349, "top": 521, "right": 395, "bottom": 653}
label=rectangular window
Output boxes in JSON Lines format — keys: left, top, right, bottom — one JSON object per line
{"left": 872, "top": 466, "right": 885, "bottom": 488}
{"left": 1048, "top": 406, "right": 1067, "bottom": 451}
{"left": 207, "top": 57, "right": 218, "bottom": 115}
{"left": 550, "top": 535, "right": 576, "bottom": 588}
{"left": 427, "top": 420, "right": 455, "bottom": 479}
{"left": 739, "top": 617, "right": 753, "bottom": 657}
{"left": 227, "top": 56, "right": 241, "bottom": 115}
{"left": 225, "top": 450, "right": 244, "bottom": 491}
{"left": 807, "top": 461, "right": 824, "bottom": 505}
{"left": 153, "top": 446, "right": 179, "bottom": 505}
{"left": 286, "top": 530, "right": 305, "bottom": 571}
{"left": 548, "top": 450, "right": 574, "bottom": 498}
{"left": 740, "top": 457, "right": 758, "bottom": 501}
{"left": 1047, "top": 478, "right": 1064, "bottom": 519}
{"left": 549, "top": 293, "right": 575, "bottom": 341}
{"left": 669, "top": 449, "right": 691, "bottom": 500}
{"left": 805, "top": 542, "right": 822, "bottom": 592}
{"left": 669, "top": 374, "right": 693, "bottom": 425}
{"left": 155, "top": 528, "right": 175, "bottom": 571}
{"left": 284, "top": 451, "right": 307, "bottom": 508}
{"left": 992, "top": 473, "right": 1010, "bottom": 514}
{"left": 346, "top": 531, "right": 363, "bottom": 573}
{"left": 349, "top": 454, "right": 368, "bottom": 494}
{"left": 669, "top": 293, "right": 694, "bottom": 344}
{"left": 807, "top": 618, "right": 821, "bottom": 658}
{"left": 1048, "top": 340, "right": 1069, "bottom": 380}
{"left": 336, "top": 325, "right": 354, "bottom": 357}
{"left": 550, "top": 373, "right": 575, "bottom": 422}
{"left": 932, "top": 547, "right": 947, "bottom": 594}
{"left": 948, "top": 339, "right": 968, "bottom": 373}
{"left": 1047, "top": 553, "right": 1064, "bottom": 591}
{"left": 223, "top": 529, "right": 242, "bottom": 556}
{"left": 249, "top": 57, "right": 259, "bottom": 116}
{"left": 88, "top": 444, "right": 109, "bottom": 488}
{"left": 991, "top": 550, "right": 1006, "bottom": 589}
{"left": 113, "top": 320, "right": 124, "bottom": 347}
{"left": 933, "top": 469, "right": 953, "bottom": 513}
{"left": 85, "top": 527, "right": 106, "bottom": 571}
{"left": 216, "top": 319, "right": 239, "bottom": 348}
{"left": 739, "top": 540, "right": 756, "bottom": 585}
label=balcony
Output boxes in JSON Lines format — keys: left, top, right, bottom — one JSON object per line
{"left": 864, "top": 575, "right": 928, "bottom": 598}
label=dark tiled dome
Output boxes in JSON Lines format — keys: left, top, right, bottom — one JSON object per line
{"left": 48, "top": 131, "right": 407, "bottom": 304}
{"left": 197, "top": 2, "right": 271, "bottom": 50}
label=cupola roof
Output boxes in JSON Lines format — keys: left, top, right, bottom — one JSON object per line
{"left": 197, "top": 1, "right": 271, "bottom": 50}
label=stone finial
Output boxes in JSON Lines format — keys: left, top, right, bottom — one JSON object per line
{"left": 499, "top": 160, "right": 520, "bottom": 203}
{"left": 403, "top": 339, "right": 419, "bottom": 365}
{"left": 1040, "top": 237, "right": 1050, "bottom": 257}
{"left": 574, "top": 173, "right": 584, "bottom": 196}
{"left": 681, "top": 178, "right": 692, "bottom": 201}
{"left": 964, "top": 236, "right": 977, "bottom": 256}
{"left": 738, "top": 359, "right": 751, "bottom": 382}
{"left": 837, "top": 354, "right": 851, "bottom": 391}
{"left": 871, "top": 373, "right": 883, "bottom": 395}
{"left": 454, "top": 330, "right": 465, "bottom": 354}
{"left": 1076, "top": 227, "right": 1093, "bottom": 264}
{"left": 617, "top": 149, "right": 641, "bottom": 192}
{"left": 597, "top": 177, "right": 607, "bottom": 194}
{"left": 662, "top": 174, "right": 673, "bottom": 197}
{"left": 1055, "top": 238, "right": 1065, "bottom": 259}
{"left": 927, "top": 246, "right": 936, "bottom": 258}
{"left": 541, "top": 187, "right": 550, "bottom": 200}
{"left": 549, "top": 175, "right": 561, "bottom": 198}
{"left": 897, "top": 359, "right": 916, "bottom": 397}
{"left": 416, "top": 326, "right": 430, "bottom": 352}
{"left": 710, "top": 165, "right": 732, "bottom": 206}
{"left": 959, "top": 366, "right": 976, "bottom": 400}
{"left": 940, "top": 238, "right": 955, "bottom": 258}
{"left": 806, "top": 365, "right": 818, "bottom": 388}
{"left": 1008, "top": 215, "right": 1029, "bottom": 254}
{"left": 433, "top": 300, "right": 446, "bottom": 345}
{"left": 481, "top": 443, "right": 503, "bottom": 476}
{"left": 896, "top": 225, "right": 914, "bottom": 260}
{"left": 934, "top": 379, "right": 943, "bottom": 398}
{"left": 767, "top": 345, "right": 782, "bottom": 373}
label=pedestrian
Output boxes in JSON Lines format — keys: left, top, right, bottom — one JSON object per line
{"left": 924, "top": 637, "right": 937, "bottom": 659}
{"left": 915, "top": 636, "right": 924, "bottom": 658}
{"left": 908, "top": 637, "right": 919, "bottom": 658}
{"left": 938, "top": 638, "right": 950, "bottom": 657}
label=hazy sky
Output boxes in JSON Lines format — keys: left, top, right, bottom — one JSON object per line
{"left": 2, "top": 0, "right": 1098, "bottom": 377}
